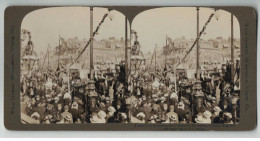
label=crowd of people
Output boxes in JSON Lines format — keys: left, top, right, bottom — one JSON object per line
{"left": 21, "top": 58, "right": 240, "bottom": 124}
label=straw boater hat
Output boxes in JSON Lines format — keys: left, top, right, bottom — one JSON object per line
{"left": 204, "top": 110, "right": 212, "bottom": 118}
{"left": 169, "top": 115, "right": 177, "bottom": 120}
{"left": 64, "top": 115, "right": 72, "bottom": 121}
{"left": 152, "top": 94, "right": 157, "bottom": 98}
{"left": 211, "top": 96, "right": 216, "bottom": 101}
{"left": 121, "top": 113, "right": 127, "bottom": 119}
{"left": 137, "top": 112, "right": 146, "bottom": 118}
{"left": 31, "top": 112, "right": 40, "bottom": 119}
{"left": 90, "top": 115, "right": 100, "bottom": 123}
{"left": 224, "top": 112, "right": 232, "bottom": 119}
{"left": 108, "top": 106, "right": 116, "bottom": 113}
{"left": 160, "top": 97, "right": 166, "bottom": 102}
{"left": 63, "top": 92, "right": 71, "bottom": 99}
{"left": 54, "top": 96, "right": 60, "bottom": 102}
{"left": 170, "top": 92, "right": 178, "bottom": 99}
{"left": 98, "top": 110, "right": 106, "bottom": 119}
{"left": 105, "top": 97, "right": 110, "bottom": 101}
{"left": 195, "top": 115, "right": 207, "bottom": 123}
{"left": 214, "top": 106, "right": 222, "bottom": 112}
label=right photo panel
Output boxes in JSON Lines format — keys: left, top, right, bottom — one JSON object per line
{"left": 130, "top": 7, "right": 240, "bottom": 124}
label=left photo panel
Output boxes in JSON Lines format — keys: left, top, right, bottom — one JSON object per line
{"left": 20, "top": 7, "right": 130, "bottom": 124}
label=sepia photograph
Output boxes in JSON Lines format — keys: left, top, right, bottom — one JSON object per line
{"left": 20, "top": 7, "right": 240, "bottom": 124}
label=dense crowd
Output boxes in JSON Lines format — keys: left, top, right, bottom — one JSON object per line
{"left": 21, "top": 60, "right": 240, "bottom": 124}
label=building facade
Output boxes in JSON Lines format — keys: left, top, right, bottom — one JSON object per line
{"left": 51, "top": 36, "right": 125, "bottom": 70}
{"left": 152, "top": 36, "right": 240, "bottom": 70}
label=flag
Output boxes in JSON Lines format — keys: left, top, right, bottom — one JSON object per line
{"left": 163, "top": 36, "right": 176, "bottom": 55}
{"left": 167, "top": 36, "right": 176, "bottom": 53}
{"left": 167, "top": 37, "right": 175, "bottom": 48}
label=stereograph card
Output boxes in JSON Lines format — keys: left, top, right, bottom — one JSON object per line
{"left": 4, "top": 6, "right": 257, "bottom": 131}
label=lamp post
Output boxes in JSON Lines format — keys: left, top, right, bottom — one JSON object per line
{"left": 125, "top": 17, "right": 131, "bottom": 82}
{"left": 87, "top": 7, "right": 98, "bottom": 114}
{"left": 196, "top": 7, "right": 200, "bottom": 80}
{"left": 191, "top": 81, "right": 205, "bottom": 115}
{"left": 192, "top": 7, "right": 205, "bottom": 117}
{"left": 90, "top": 7, "right": 94, "bottom": 80}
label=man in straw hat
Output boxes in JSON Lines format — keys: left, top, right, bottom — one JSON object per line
{"left": 166, "top": 105, "right": 179, "bottom": 123}
{"left": 212, "top": 106, "right": 222, "bottom": 122}
{"left": 90, "top": 115, "right": 105, "bottom": 123}
{"left": 223, "top": 112, "right": 233, "bottom": 124}
{"left": 106, "top": 106, "right": 116, "bottom": 123}
{"left": 203, "top": 110, "right": 212, "bottom": 124}
{"left": 61, "top": 105, "right": 73, "bottom": 123}
{"left": 131, "top": 112, "right": 146, "bottom": 123}
{"left": 195, "top": 114, "right": 208, "bottom": 124}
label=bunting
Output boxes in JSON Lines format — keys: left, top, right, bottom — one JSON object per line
{"left": 74, "top": 8, "right": 113, "bottom": 62}
{"left": 175, "top": 9, "right": 219, "bottom": 68}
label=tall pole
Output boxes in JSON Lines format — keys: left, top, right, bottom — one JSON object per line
{"left": 231, "top": 13, "right": 234, "bottom": 81}
{"left": 165, "top": 36, "right": 167, "bottom": 68}
{"left": 125, "top": 16, "right": 129, "bottom": 82}
{"left": 58, "top": 35, "right": 60, "bottom": 67}
{"left": 90, "top": 7, "right": 94, "bottom": 80}
{"left": 47, "top": 44, "right": 50, "bottom": 69}
{"left": 196, "top": 7, "right": 200, "bottom": 80}
{"left": 155, "top": 44, "right": 157, "bottom": 73}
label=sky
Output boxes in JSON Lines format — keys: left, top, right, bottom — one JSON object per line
{"left": 21, "top": 7, "right": 127, "bottom": 54}
{"left": 132, "top": 7, "right": 240, "bottom": 53}
{"left": 21, "top": 7, "right": 240, "bottom": 54}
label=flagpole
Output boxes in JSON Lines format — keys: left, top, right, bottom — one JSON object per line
{"left": 155, "top": 44, "right": 157, "bottom": 73}
{"left": 175, "top": 70, "right": 177, "bottom": 93}
{"left": 125, "top": 16, "right": 129, "bottom": 82}
{"left": 58, "top": 35, "right": 60, "bottom": 70}
{"left": 47, "top": 44, "right": 50, "bottom": 73}
{"left": 231, "top": 13, "right": 234, "bottom": 82}
{"left": 68, "top": 68, "right": 70, "bottom": 92}
{"left": 165, "top": 36, "right": 167, "bottom": 69}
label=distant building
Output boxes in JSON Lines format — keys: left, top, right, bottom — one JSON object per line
{"left": 51, "top": 36, "right": 125, "bottom": 69}
{"left": 154, "top": 37, "right": 240, "bottom": 70}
